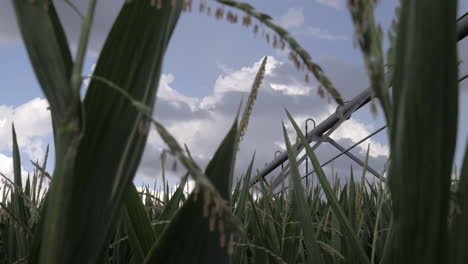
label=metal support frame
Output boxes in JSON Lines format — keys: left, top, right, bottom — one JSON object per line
{"left": 250, "top": 88, "right": 372, "bottom": 187}
{"left": 272, "top": 126, "right": 387, "bottom": 196}
{"left": 325, "top": 137, "right": 381, "bottom": 178}
{"left": 274, "top": 151, "right": 284, "bottom": 170}
{"left": 248, "top": 14, "right": 468, "bottom": 189}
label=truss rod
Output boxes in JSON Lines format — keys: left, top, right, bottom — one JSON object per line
{"left": 326, "top": 137, "right": 381, "bottom": 178}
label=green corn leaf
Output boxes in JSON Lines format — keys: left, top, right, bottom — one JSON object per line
{"left": 285, "top": 109, "right": 370, "bottom": 264}
{"left": 144, "top": 120, "right": 238, "bottom": 263}
{"left": 24, "top": 176, "right": 30, "bottom": 199}
{"left": 153, "top": 172, "right": 189, "bottom": 236}
{"left": 281, "top": 122, "right": 324, "bottom": 264}
{"left": 281, "top": 204, "right": 301, "bottom": 264}
{"left": 231, "top": 176, "right": 243, "bottom": 206}
{"left": 234, "top": 155, "right": 255, "bottom": 217}
{"left": 257, "top": 180, "right": 281, "bottom": 256}
{"left": 7, "top": 222, "right": 16, "bottom": 263}
{"left": 123, "top": 184, "right": 157, "bottom": 264}
{"left": 30, "top": 1, "right": 184, "bottom": 263}
{"left": 11, "top": 125, "right": 29, "bottom": 261}
{"left": 11, "top": 126, "right": 23, "bottom": 192}
{"left": 348, "top": 168, "right": 356, "bottom": 229}
{"left": 371, "top": 183, "right": 386, "bottom": 264}
{"left": 246, "top": 189, "right": 269, "bottom": 263}
{"left": 384, "top": 0, "right": 458, "bottom": 263}
{"left": 11, "top": 0, "right": 75, "bottom": 133}
{"left": 109, "top": 218, "right": 132, "bottom": 264}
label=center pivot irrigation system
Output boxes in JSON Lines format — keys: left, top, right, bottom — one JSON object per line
{"left": 249, "top": 13, "right": 468, "bottom": 190}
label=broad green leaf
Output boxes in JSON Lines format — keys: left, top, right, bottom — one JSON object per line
{"left": 31, "top": 1, "right": 184, "bottom": 263}
{"left": 110, "top": 218, "right": 133, "bottom": 264}
{"left": 10, "top": 125, "right": 29, "bottom": 261}
{"left": 11, "top": 0, "right": 75, "bottom": 134}
{"left": 384, "top": 0, "right": 458, "bottom": 263}
{"left": 144, "top": 120, "right": 238, "bottom": 263}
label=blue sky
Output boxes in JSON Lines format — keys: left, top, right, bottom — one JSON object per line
{"left": 1, "top": 0, "right": 467, "bottom": 189}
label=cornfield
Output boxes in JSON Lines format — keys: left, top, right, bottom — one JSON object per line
{"left": 0, "top": 0, "right": 466, "bottom": 264}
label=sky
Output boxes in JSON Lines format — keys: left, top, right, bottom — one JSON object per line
{"left": 1, "top": 0, "right": 468, "bottom": 191}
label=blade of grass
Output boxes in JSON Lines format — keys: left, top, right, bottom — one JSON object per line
{"left": 281, "top": 122, "right": 324, "bottom": 264}
{"left": 153, "top": 172, "right": 189, "bottom": 236}
{"left": 285, "top": 109, "right": 370, "bottom": 264}
{"left": 122, "top": 184, "right": 156, "bottom": 264}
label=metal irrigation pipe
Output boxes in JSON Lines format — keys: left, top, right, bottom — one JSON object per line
{"left": 274, "top": 151, "right": 284, "bottom": 170}
{"left": 457, "top": 11, "right": 468, "bottom": 41}
{"left": 249, "top": 88, "right": 372, "bottom": 187}
{"left": 249, "top": 13, "right": 468, "bottom": 189}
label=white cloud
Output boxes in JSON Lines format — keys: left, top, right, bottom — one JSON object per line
{"left": 333, "top": 117, "right": 389, "bottom": 158}
{"left": 279, "top": 7, "right": 305, "bottom": 29}
{"left": 270, "top": 83, "right": 311, "bottom": 96}
{"left": 200, "top": 56, "right": 280, "bottom": 109}
{"left": 136, "top": 56, "right": 389, "bottom": 187}
{"left": 0, "top": 98, "right": 52, "bottom": 161}
{"left": 158, "top": 74, "right": 200, "bottom": 112}
{"left": 316, "top": 0, "right": 345, "bottom": 9}
{"left": 0, "top": 154, "right": 14, "bottom": 178}
{"left": 0, "top": 56, "right": 387, "bottom": 191}
{"left": 0, "top": 153, "right": 31, "bottom": 187}
{"left": 301, "top": 27, "right": 348, "bottom": 40}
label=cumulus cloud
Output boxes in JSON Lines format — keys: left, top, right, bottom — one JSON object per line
{"left": 279, "top": 7, "right": 305, "bottom": 29}
{"left": 0, "top": 98, "right": 52, "bottom": 162}
{"left": 0, "top": 52, "right": 387, "bottom": 189}
{"left": 300, "top": 27, "right": 348, "bottom": 41}
{"left": 0, "top": 153, "right": 33, "bottom": 189}
{"left": 0, "top": 53, "right": 388, "bottom": 190}
{"left": 334, "top": 118, "right": 389, "bottom": 157}
{"left": 0, "top": 154, "right": 14, "bottom": 178}
{"left": 136, "top": 55, "right": 389, "bottom": 187}
{"left": 158, "top": 74, "right": 200, "bottom": 112}
{"left": 316, "top": 0, "right": 345, "bottom": 9}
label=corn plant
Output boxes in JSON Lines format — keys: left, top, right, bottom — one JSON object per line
{"left": 11, "top": 0, "right": 185, "bottom": 263}
{"left": 1, "top": 0, "right": 468, "bottom": 263}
